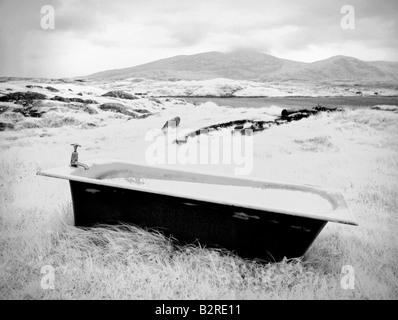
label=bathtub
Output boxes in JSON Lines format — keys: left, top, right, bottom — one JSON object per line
{"left": 37, "top": 158, "right": 357, "bottom": 262}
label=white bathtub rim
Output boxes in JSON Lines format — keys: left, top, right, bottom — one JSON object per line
{"left": 37, "top": 157, "right": 358, "bottom": 226}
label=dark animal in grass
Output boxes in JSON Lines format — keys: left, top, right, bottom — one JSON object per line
{"left": 162, "top": 116, "right": 181, "bottom": 131}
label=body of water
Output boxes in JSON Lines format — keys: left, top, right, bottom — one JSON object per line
{"left": 186, "top": 96, "right": 398, "bottom": 110}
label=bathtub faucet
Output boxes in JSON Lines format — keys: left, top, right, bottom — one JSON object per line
{"left": 70, "top": 144, "right": 89, "bottom": 170}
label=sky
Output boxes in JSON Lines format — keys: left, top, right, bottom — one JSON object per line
{"left": 0, "top": 0, "right": 397, "bottom": 78}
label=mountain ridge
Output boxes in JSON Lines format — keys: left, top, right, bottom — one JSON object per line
{"left": 85, "top": 51, "right": 398, "bottom": 83}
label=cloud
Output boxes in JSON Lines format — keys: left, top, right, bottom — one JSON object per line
{"left": 0, "top": 0, "right": 397, "bottom": 77}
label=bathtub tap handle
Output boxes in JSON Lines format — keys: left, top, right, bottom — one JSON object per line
{"left": 71, "top": 143, "right": 81, "bottom": 152}
{"left": 70, "top": 144, "right": 89, "bottom": 170}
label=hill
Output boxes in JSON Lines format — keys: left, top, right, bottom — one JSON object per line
{"left": 86, "top": 51, "right": 398, "bottom": 83}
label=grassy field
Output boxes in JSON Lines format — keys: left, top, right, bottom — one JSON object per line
{"left": 0, "top": 105, "right": 397, "bottom": 300}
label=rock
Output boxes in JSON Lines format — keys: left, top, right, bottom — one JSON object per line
{"left": 280, "top": 105, "right": 338, "bottom": 120}
{"left": 251, "top": 122, "right": 263, "bottom": 131}
{"left": 77, "top": 93, "right": 83, "bottom": 96}
{"left": 371, "top": 105, "right": 398, "bottom": 112}
{"left": 274, "top": 119, "right": 287, "bottom": 125}
{"left": 0, "top": 105, "right": 9, "bottom": 114}
{"left": 133, "top": 109, "right": 151, "bottom": 114}
{"left": 51, "top": 96, "right": 98, "bottom": 104}
{"left": 68, "top": 104, "right": 98, "bottom": 115}
{"left": 283, "top": 112, "right": 310, "bottom": 121}
{"left": 51, "top": 96, "right": 71, "bottom": 103}
{"left": 13, "top": 106, "right": 45, "bottom": 118}
{"left": 84, "top": 123, "right": 97, "bottom": 128}
{"left": 26, "top": 85, "right": 43, "bottom": 89}
{"left": 281, "top": 109, "right": 293, "bottom": 117}
{"left": 99, "top": 103, "right": 139, "bottom": 118}
{"left": 46, "top": 86, "right": 59, "bottom": 92}
{"left": 314, "top": 105, "right": 338, "bottom": 112}
{"left": 70, "top": 98, "right": 84, "bottom": 103}
{"left": 281, "top": 108, "right": 317, "bottom": 117}
{"left": 162, "top": 116, "right": 181, "bottom": 131}
{"left": 0, "top": 122, "right": 15, "bottom": 131}
{"left": 70, "top": 97, "right": 98, "bottom": 104}
{"left": 149, "top": 97, "right": 162, "bottom": 104}
{"left": 80, "top": 99, "right": 98, "bottom": 104}
{"left": 102, "top": 90, "right": 138, "bottom": 100}
{"left": 83, "top": 106, "right": 98, "bottom": 115}
{"left": 0, "top": 91, "right": 47, "bottom": 104}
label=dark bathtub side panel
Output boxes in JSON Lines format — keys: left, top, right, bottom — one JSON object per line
{"left": 70, "top": 181, "right": 326, "bottom": 262}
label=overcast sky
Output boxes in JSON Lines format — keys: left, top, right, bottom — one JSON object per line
{"left": 0, "top": 0, "right": 397, "bottom": 78}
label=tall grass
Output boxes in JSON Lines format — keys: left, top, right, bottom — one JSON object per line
{"left": 0, "top": 222, "right": 366, "bottom": 300}
{"left": 1, "top": 108, "right": 397, "bottom": 299}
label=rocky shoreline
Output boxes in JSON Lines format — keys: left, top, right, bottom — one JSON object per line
{"left": 0, "top": 82, "right": 191, "bottom": 131}
{"left": 1, "top": 79, "right": 397, "bottom": 133}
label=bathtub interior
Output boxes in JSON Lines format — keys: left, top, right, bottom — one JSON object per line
{"left": 37, "top": 158, "right": 358, "bottom": 226}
